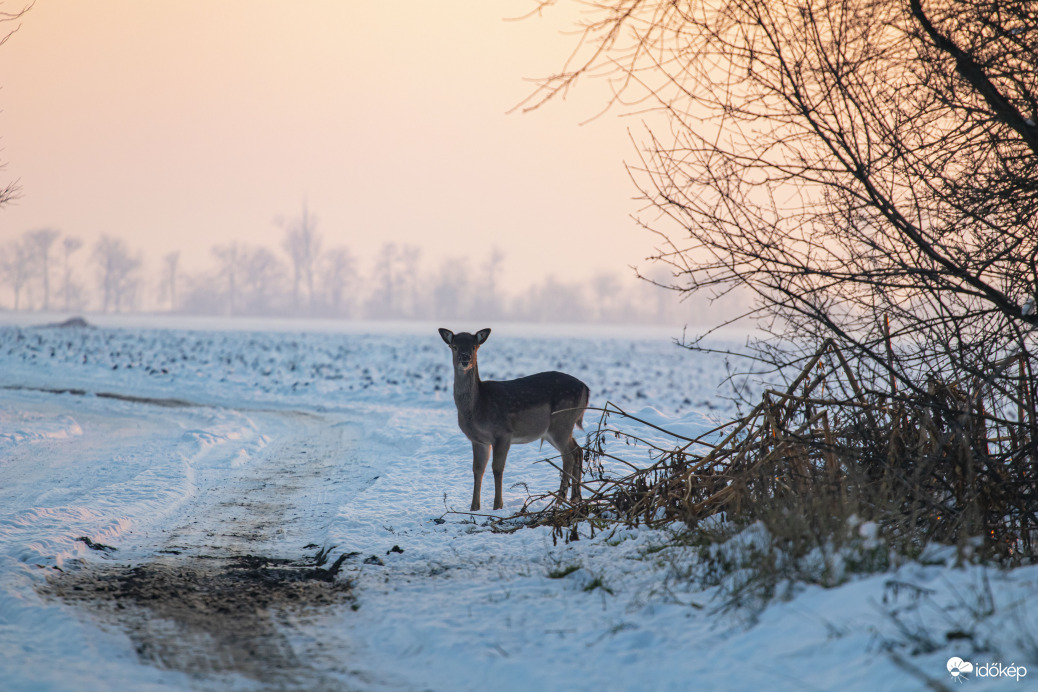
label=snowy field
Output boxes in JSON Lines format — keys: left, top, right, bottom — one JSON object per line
{"left": 1, "top": 316, "right": 1035, "bottom": 691}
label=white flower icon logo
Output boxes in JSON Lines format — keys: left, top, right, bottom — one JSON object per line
{"left": 947, "top": 657, "right": 974, "bottom": 681}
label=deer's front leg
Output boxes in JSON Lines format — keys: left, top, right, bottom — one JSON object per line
{"left": 491, "top": 438, "right": 512, "bottom": 510}
{"left": 471, "top": 442, "right": 490, "bottom": 511}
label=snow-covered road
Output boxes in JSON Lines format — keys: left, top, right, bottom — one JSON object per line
{"left": 2, "top": 319, "right": 1035, "bottom": 691}
{"left": 1, "top": 387, "right": 365, "bottom": 689}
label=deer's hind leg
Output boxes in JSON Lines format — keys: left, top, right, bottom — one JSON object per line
{"left": 548, "top": 431, "right": 583, "bottom": 505}
{"left": 564, "top": 437, "right": 583, "bottom": 502}
{"left": 548, "top": 406, "right": 585, "bottom": 504}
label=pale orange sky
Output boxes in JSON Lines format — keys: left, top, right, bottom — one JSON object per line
{"left": 0, "top": 1, "right": 658, "bottom": 292}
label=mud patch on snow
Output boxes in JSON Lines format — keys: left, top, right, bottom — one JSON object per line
{"left": 42, "top": 553, "right": 354, "bottom": 688}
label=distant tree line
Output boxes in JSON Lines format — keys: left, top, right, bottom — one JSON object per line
{"left": 0, "top": 207, "right": 731, "bottom": 325}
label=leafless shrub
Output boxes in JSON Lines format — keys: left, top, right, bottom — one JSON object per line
{"left": 506, "top": 342, "right": 1036, "bottom": 569}
{"left": 503, "top": 0, "right": 1038, "bottom": 582}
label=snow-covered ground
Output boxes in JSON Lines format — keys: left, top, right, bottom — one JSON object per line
{"left": 1, "top": 316, "right": 1034, "bottom": 691}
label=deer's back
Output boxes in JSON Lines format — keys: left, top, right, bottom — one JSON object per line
{"left": 480, "top": 371, "right": 588, "bottom": 413}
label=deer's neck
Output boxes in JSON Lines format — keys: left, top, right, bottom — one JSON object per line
{"left": 453, "top": 361, "right": 481, "bottom": 414}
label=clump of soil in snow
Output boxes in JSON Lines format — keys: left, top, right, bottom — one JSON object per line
{"left": 43, "top": 553, "right": 354, "bottom": 686}
{"left": 42, "top": 316, "right": 92, "bottom": 328}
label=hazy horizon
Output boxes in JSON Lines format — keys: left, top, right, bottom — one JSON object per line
{"left": 0, "top": 1, "right": 666, "bottom": 297}
{"left": 0, "top": 219, "right": 748, "bottom": 328}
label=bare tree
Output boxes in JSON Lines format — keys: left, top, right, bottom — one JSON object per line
{"left": 431, "top": 256, "right": 471, "bottom": 320}
{"left": 212, "top": 242, "right": 244, "bottom": 315}
{"left": 526, "top": 0, "right": 1037, "bottom": 391}
{"left": 320, "top": 246, "right": 357, "bottom": 317}
{"left": 239, "top": 245, "right": 285, "bottom": 314}
{"left": 472, "top": 247, "right": 505, "bottom": 320}
{"left": 0, "top": 239, "right": 31, "bottom": 309}
{"left": 399, "top": 245, "right": 423, "bottom": 317}
{"left": 523, "top": 0, "right": 1038, "bottom": 557}
{"left": 591, "top": 271, "right": 622, "bottom": 323}
{"left": 62, "top": 236, "right": 83, "bottom": 311}
{"left": 515, "top": 275, "right": 588, "bottom": 323}
{"left": 93, "top": 235, "right": 140, "bottom": 313}
{"left": 25, "top": 228, "right": 59, "bottom": 310}
{"left": 0, "top": 3, "right": 30, "bottom": 209}
{"left": 367, "top": 242, "right": 401, "bottom": 317}
{"left": 178, "top": 271, "right": 222, "bottom": 315}
{"left": 162, "top": 251, "right": 179, "bottom": 312}
{"left": 280, "top": 203, "right": 322, "bottom": 311}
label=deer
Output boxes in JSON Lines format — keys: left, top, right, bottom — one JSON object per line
{"left": 438, "top": 328, "right": 590, "bottom": 511}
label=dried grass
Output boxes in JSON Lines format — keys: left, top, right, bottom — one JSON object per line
{"left": 502, "top": 341, "right": 1037, "bottom": 564}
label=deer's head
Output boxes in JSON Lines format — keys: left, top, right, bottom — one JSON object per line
{"left": 438, "top": 328, "right": 491, "bottom": 373}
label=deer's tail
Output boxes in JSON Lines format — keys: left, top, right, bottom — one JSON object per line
{"left": 576, "top": 383, "right": 590, "bottom": 430}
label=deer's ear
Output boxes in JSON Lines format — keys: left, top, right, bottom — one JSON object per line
{"left": 438, "top": 328, "right": 454, "bottom": 346}
{"left": 475, "top": 328, "right": 491, "bottom": 345}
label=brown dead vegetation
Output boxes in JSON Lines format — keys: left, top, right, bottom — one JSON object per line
{"left": 507, "top": 341, "right": 1037, "bottom": 565}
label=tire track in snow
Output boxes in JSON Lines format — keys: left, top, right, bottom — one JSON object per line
{"left": 42, "top": 405, "right": 368, "bottom": 691}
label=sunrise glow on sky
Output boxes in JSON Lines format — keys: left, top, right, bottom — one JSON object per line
{"left": 1, "top": 1, "right": 658, "bottom": 293}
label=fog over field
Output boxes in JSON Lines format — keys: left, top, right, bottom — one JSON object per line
{"left": 0, "top": 221, "right": 746, "bottom": 327}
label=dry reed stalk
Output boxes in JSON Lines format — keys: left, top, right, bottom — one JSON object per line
{"left": 501, "top": 343, "right": 1036, "bottom": 560}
